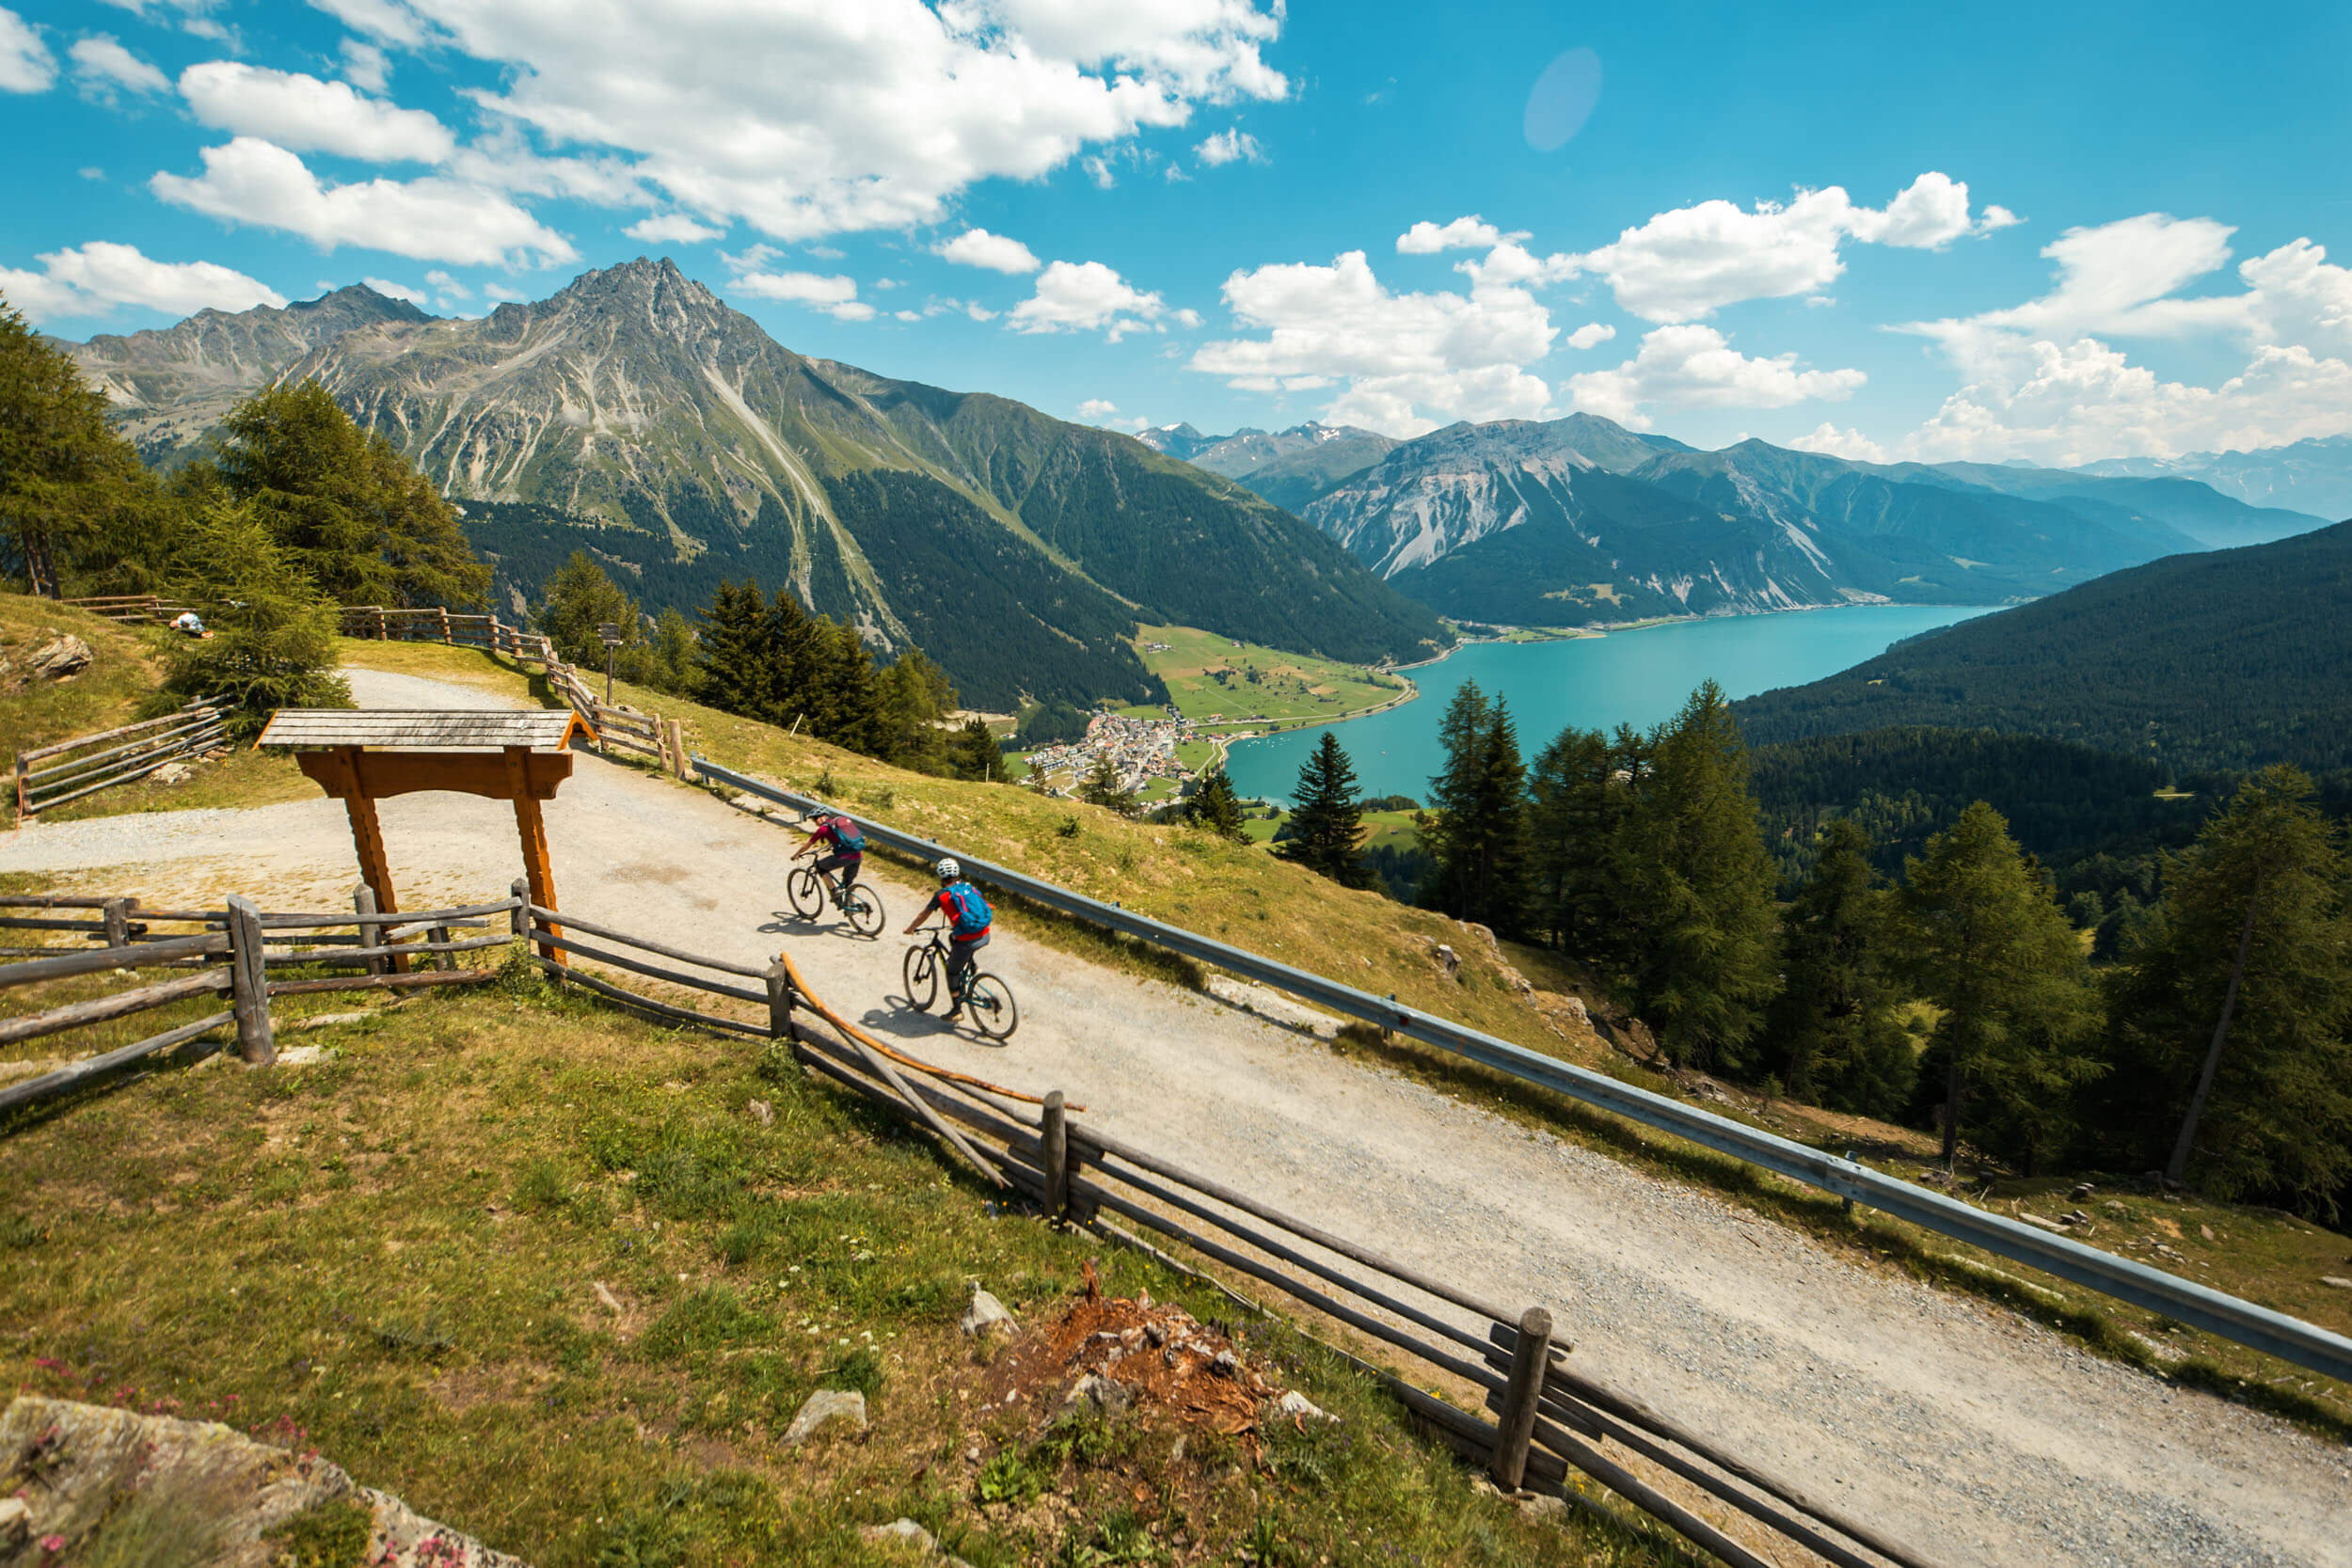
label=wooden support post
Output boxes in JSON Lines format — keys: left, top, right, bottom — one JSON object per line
{"left": 765, "top": 961, "right": 793, "bottom": 1039}
{"left": 668, "top": 718, "right": 690, "bottom": 780}
{"left": 437, "top": 607, "right": 452, "bottom": 644}
{"left": 12, "top": 755, "right": 28, "bottom": 828}
{"left": 1042, "top": 1089, "right": 1069, "bottom": 1226}
{"left": 507, "top": 747, "right": 564, "bottom": 964}
{"left": 224, "top": 894, "right": 277, "bottom": 1066}
{"left": 1491, "top": 1307, "right": 1552, "bottom": 1492}
{"left": 353, "top": 881, "right": 387, "bottom": 977}
{"left": 102, "top": 897, "right": 131, "bottom": 949}
{"left": 429, "top": 923, "right": 456, "bottom": 973}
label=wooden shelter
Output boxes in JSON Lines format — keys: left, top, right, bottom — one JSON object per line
{"left": 258, "top": 709, "right": 597, "bottom": 963}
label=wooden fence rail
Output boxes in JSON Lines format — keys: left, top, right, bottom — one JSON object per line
{"left": 60, "top": 594, "right": 201, "bottom": 626}
{"left": 12, "top": 699, "right": 229, "bottom": 825}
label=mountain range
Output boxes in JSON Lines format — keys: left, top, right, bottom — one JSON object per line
{"left": 61, "top": 261, "right": 1445, "bottom": 710}
{"left": 1159, "top": 414, "right": 2331, "bottom": 627}
{"left": 2075, "top": 435, "right": 2352, "bottom": 525}
{"left": 1732, "top": 519, "right": 2352, "bottom": 777}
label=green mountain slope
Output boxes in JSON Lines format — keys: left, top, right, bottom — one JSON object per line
{"left": 1732, "top": 521, "right": 2352, "bottom": 774}
{"left": 1899, "top": 462, "right": 2329, "bottom": 548}
{"left": 71, "top": 259, "right": 1444, "bottom": 708}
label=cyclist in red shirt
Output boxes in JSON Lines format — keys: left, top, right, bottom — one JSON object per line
{"left": 795, "top": 811, "right": 865, "bottom": 903}
{"left": 902, "top": 858, "right": 992, "bottom": 1020}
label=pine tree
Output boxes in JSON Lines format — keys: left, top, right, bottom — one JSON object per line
{"left": 1422, "top": 681, "right": 1528, "bottom": 932}
{"left": 1895, "top": 801, "right": 2101, "bottom": 1174}
{"left": 875, "top": 648, "right": 958, "bottom": 771}
{"left": 215, "top": 380, "right": 487, "bottom": 608}
{"left": 160, "top": 500, "right": 353, "bottom": 736}
{"left": 1279, "top": 731, "right": 1371, "bottom": 885}
{"left": 2101, "top": 767, "right": 2352, "bottom": 1212}
{"left": 535, "top": 551, "right": 638, "bottom": 670}
{"left": 1186, "top": 768, "right": 1248, "bottom": 842}
{"left": 763, "top": 588, "right": 824, "bottom": 727}
{"left": 1764, "top": 817, "right": 1915, "bottom": 1116}
{"left": 1523, "top": 722, "right": 1644, "bottom": 971}
{"left": 814, "top": 618, "right": 886, "bottom": 754}
{"left": 947, "top": 718, "right": 1002, "bottom": 782}
{"left": 624, "top": 606, "right": 698, "bottom": 697}
{"left": 1078, "top": 753, "right": 1138, "bottom": 816}
{"left": 694, "top": 580, "right": 771, "bottom": 717}
{"left": 1622, "top": 681, "right": 1782, "bottom": 1072}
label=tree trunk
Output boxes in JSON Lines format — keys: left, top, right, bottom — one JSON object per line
{"left": 1940, "top": 1042, "right": 1963, "bottom": 1174}
{"left": 2167, "top": 890, "right": 2261, "bottom": 1187}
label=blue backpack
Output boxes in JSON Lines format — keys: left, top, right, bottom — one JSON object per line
{"left": 943, "top": 880, "right": 992, "bottom": 937}
{"left": 826, "top": 815, "right": 866, "bottom": 853}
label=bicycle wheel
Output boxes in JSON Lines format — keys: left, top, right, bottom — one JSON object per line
{"left": 842, "top": 885, "right": 884, "bottom": 937}
{"left": 786, "top": 865, "right": 822, "bottom": 920}
{"left": 966, "top": 973, "right": 1019, "bottom": 1041}
{"left": 903, "top": 943, "right": 939, "bottom": 1011}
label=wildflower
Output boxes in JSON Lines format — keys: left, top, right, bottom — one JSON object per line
{"left": 40, "top": 1536, "right": 65, "bottom": 1554}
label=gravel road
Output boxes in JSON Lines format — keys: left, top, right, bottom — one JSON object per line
{"left": 6, "top": 667, "right": 2347, "bottom": 1566}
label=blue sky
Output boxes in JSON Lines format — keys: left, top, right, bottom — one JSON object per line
{"left": 5, "top": 0, "right": 2349, "bottom": 464}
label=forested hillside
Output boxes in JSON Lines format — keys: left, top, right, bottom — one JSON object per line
{"left": 1735, "top": 521, "right": 2352, "bottom": 775}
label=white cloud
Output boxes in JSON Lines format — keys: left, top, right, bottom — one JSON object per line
{"left": 362, "top": 275, "right": 429, "bottom": 305}
{"left": 1395, "top": 215, "right": 1527, "bottom": 255}
{"left": 1195, "top": 128, "right": 1263, "bottom": 166}
{"left": 1562, "top": 324, "right": 1865, "bottom": 429}
{"left": 315, "top": 0, "right": 1284, "bottom": 241}
{"left": 340, "top": 38, "right": 388, "bottom": 92}
{"left": 0, "top": 241, "right": 286, "bottom": 322}
{"left": 1189, "top": 248, "right": 1561, "bottom": 436}
{"left": 1082, "top": 155, "right": 1117, "bottom": 190}
{"left": 78, "top": 166, "right": 103, "bottom": 180}
{"left": 70, "top": 36, "right": 168, "bottom": 97}
{"left": 936, "top": 227, "right": 1040, "bottom": 275}
{"left": 1565, "top": 322, "right": 1614, "bottom": 351}
{"left": 180, "top": 62, "right": 455, "bottom": 163}
{"left": 1567, "top": 172, "right": 2010, "bottom": 324}
{"left": 1077, "top": 398, "right": 1119, "bottom": 420}
{"left": 625, "top": 213, "right": 723, "bottom": 245}
{"left": 728, "top": 267, "right": 873, "bottom": 321}
{"left": 893, "top": 309, "right": 920, "bottom": 322}
{"left": 1009, "top": 260, "right": 1169, "bottom": 341}
{"left": 965, "top": 301, "right": 996, "bottom": 322}
{"left": 0, "top": 8, "right": 54, "bottom": 93}
{"left": 1786, "top": 422, "right": 1891, "bottom": 464}
{"left": 423, "top": 267, "right": 467, "bottom": 297}
{"left": 152, "top": 137, "right": 577, "bottom": 267}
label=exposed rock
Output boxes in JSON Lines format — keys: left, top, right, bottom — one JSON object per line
{"left": 0, "top": 1395, "right": 527, "bottom": 1566}
{"left": 783, "top": 1388, "right": 868, "bottom": 1446}
{"left": 25, "top": 634, "right": 92, "bottom": 682}
{"left": 863, "top": 1517, "right": 937, "bottom": 1551}
{"left": 1061, "top": 1372, "right": 1133, "bottom": 1419}
{"left": 151, "top": 761, "right": 195, "bottom": 785}
{"left": 1433, "top": 942, "right": 1460, "bottom": 975}
{"left": 2322, "top": 1277, "right": 2352, "bottom": 1291}
{"left": 746, "top": 1098, "right": 775, "bottom": 1126}
{"left": 1517, "top": 1492, "right": 1568, "bottom": 1521}
{"left": 961, "top": 1286, "right": 1017, "bottom": 1338}
{"left": 1275, "top": 1390, "right": 1330, "bottom": 1422}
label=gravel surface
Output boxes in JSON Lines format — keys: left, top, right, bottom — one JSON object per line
{"left": 5, "top": 667, "right": 2347, "bottom": 1566}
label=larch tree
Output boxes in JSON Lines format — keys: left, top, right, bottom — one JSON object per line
{"left": 535, "top": 551, "right": 638, "bottom": 670}
{"left": 0, "top": 294, "right": 167, "bottom": 596}
{"left": 1186, "top": 768, "right": 1248, "bottom": 842}
{"left": 1279, "top": 730, "right": 1371, "bottom": 886}
{"left": 159, "top": 500, "right": 354, "bottom": 736}
{"left": 1764, "top": 816, "right": 1915, "bottom": 1116}
{"left": 1894, "top": 801, "right": 2101, "bottom": 1174}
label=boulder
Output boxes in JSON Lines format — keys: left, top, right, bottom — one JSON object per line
{"left": 863, "top": 1518, "right": 936, "bottom": 1552}
{"left": 151, "top": 761, "right": 195, "bottom": 785}
{"left": 783, "top": 1388, "right": 868, "bottom": 1445}
{"left": 1275, "top": 1390, "right": 1331, "bottom": 1422}
{"left": 2322, "top": 1276, "right": 2352, "bottom": 1291}
{"left": 25, "top": 634, "right": 92, "bottom": 682}
{"left": 960, "top": 1286, "right": 1017, "bottom": 1338}
{"left": 1060, "top": 1373, "right": 1133, "bottom": 1419}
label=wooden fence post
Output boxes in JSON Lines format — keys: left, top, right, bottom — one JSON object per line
{"left": 1042, "top": 1090, "right": 1069, "bottom": 1225}
{"left": 765, "top": 961, "right": 794, "bottom": 1039}
{"left": 224, "top": 894, "right": 277, "bottom": 1067}
{"left": 428, "top": 922, "right": 456, "bottom": 973}
{"left": 667, "top": 719, "right": 689, "bottom": 780}
{"left": 354, "top": 881, "right": 386, "bottom": 977}
{"left": 1491, "top": 1306, "right": 1552, "bottom": 1492}
{"left": 102, "top": 897, "right": 130, "bottom": 949}
{"left": 509, "top": 879, "right": 529, "bottom": 941}
{"left": 437, "top": 607, "right": 452, "bottom": 644}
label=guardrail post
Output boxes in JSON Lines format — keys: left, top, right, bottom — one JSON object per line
{"left": 1491, "top": 1306, "right": 1551, "bottom": 1493}
{"left": 102, "top": 897, "right": 130, "bottom": 949}
{"left": 353, "top": 881, "right": 386, "bottom": 976}
{"left": 224, "top": 894, "right": 276, "bottom": 1067}
{"left": 1042, "top": 1089, "right": 1069, "bottom": 1225}
{"left": 764, "top": 961, "right": 794, "bottom": 1039}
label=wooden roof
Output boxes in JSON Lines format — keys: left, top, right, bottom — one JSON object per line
{"left": 258, "top": 708, "right": 596, "bottom": 752}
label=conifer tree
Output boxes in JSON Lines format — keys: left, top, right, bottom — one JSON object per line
{"left": 1422, "top": 682, "right": 1529, "bottom": 932}
{"left": 1764, "top": 817, "right": 1914, "bottom": 1116}
{"left": 763, "top": 588, "right": 825, "bottom": 727}
{"left": 2102, "top": 767, "right": 2352, "bottom": 1212}
{"left": 1280, "top": 731, "right": 1371, "bottom": 885}
{"left": 1523, "top": 723, "right": 1644, "bottom": 969}
{"left": 874, "top": 648, "right": 957, "bottom": 771}
{"left": 694, "top": 580, "right": 771, "bottom": 717}
{"left": 535, "top": 551, "right": 638, "bottom": 670}
{"left": 1895, "top": 801, "right": 2101, "bottom": 1173}
{"left": 628, "top": 606, "right": 698, "bottom": 697}
{"left": 160, "top": 501, "right": 353, "bottom": 736}
{"left": 814, "top": 617, "right": 886, "bottom": 754}
{"left": 1186, "top": 767, "right": 1248, "bottom": 842}
{"left": 1078, "top": 753, "right": 1138, "bottom": 816}
{"left": 215, "top": 380, "right": 486, "bottom": 608}
{"left": 947, "top": 718, "right": 1002, "bottom": 782}
{"left": 1622, "top": 681, "right": 1782, "bottom": 1071}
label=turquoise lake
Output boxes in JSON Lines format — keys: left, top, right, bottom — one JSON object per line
{"left": 1223, "top": 605, "right": 1995, "bottom": 803}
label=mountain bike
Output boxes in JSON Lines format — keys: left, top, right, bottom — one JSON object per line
{"left": 786, "top": 863, "right": 884, "bottom": 937}
{"left": 902, "top": 927, "right": 1018, "bottom": 1040}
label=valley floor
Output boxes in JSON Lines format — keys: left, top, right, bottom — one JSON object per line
{"left": 5, "top": 666, "right": 2348, "bottom": 1566}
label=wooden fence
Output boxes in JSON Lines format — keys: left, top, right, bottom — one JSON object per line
{"left": 59, "top": 594, "right": 202, "bottom": 626}
{"left": 0, "top": 890, "right": 503, "bottom": 1112}
{"left": 339, "top": 606, "right": 691, "bottom": 778}
{"left": 12, "top": 699, "right": 229, "bottom": 825}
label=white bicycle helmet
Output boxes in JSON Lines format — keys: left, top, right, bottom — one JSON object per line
{"left": 934, "top": 857, "right": 961, "bottom": 881}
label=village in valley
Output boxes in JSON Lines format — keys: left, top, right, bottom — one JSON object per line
{"left": 1021, "top": 710, "right": 1203, "bottom": 799}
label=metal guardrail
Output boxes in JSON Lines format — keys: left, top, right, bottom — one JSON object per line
{"left": 692, "top": 757, "right": 2352, "bottom": 1387}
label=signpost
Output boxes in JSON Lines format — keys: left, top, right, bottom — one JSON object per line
{"left": 596, "top": 622, "right": 623, "bottom": 705}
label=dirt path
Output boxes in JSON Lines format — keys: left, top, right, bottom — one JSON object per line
{"left": 5, "top": 668, "right": 2347, "bottom": 1567}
